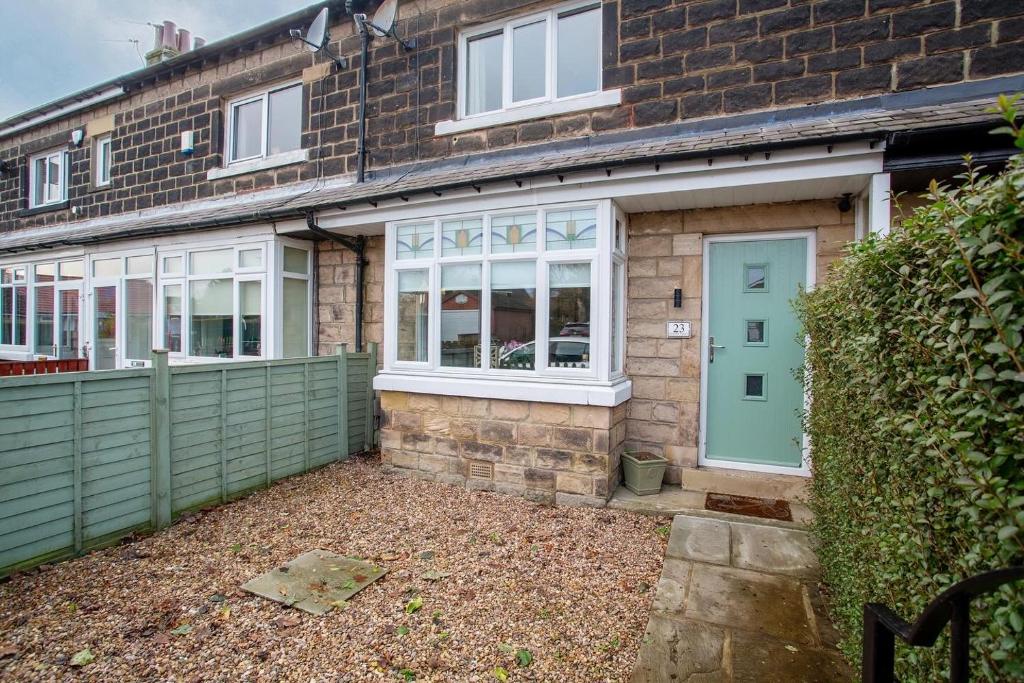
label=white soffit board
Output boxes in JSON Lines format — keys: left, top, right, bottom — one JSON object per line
{"left": 313, "top": 142, "right": 884, "bottom": 231}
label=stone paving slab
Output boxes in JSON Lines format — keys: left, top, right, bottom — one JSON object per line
{"left": 242, "top": 549, "right": 387, "bottom": 615}
{"left": 730, "top": 522, "right": 819, "bottom": 579}
{"left": 631, "top": 515, "right": 853, "bottom": 682}
{"left": 667, "top": 515, "right": 731, "bottom": 565}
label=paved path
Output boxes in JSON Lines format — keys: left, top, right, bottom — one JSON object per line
{"left": 630, "top": 515, "right": 853, "bottom": 682}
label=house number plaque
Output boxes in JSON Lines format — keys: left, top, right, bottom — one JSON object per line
{"left": 666, "top": 321, "right": 692, "bottom": 338}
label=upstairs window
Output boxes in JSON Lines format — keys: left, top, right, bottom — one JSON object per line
{"left": 94, "top": 134, "right": 112, "bottom": 187}
{"left": 459, "top": 1, "right": 602, "bottom": 118}
{"left": 29, "top": 149, "right": 67, "bottom": 208}
{"left": 227, "top": 82, "right": 302, "bottom": 163}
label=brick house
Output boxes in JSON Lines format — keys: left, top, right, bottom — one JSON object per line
{"left": 1, "top": 0, "right": 1021, "bottom": 504}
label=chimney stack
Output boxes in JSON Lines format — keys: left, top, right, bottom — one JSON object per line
{"left": 144, "top": 20, "right": 205, "bottom": 66}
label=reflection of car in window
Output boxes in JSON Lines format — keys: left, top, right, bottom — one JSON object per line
{"left": 559, "top": 322, "right": 589, "bottom": 337}
{"left": 497, "top": 337, "right": 590, "bottom": 369}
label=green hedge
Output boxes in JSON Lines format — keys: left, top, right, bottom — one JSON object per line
{"left": 797, "top": 96, "right": 1024, "bottom": 681}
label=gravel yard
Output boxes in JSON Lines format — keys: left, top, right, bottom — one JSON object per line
{"left": 0, "top": 457, "right": 667, "bottom": 682}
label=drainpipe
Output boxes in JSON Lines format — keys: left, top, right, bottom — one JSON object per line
{"left": 306, "top": 213, "right": 366, "bottom": 352}
{"left": 355, "top": 16, "right": 370, "bottom": 183}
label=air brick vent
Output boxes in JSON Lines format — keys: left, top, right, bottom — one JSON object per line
{"left": 469, "top": 461, "right": 493, "bottom": 480}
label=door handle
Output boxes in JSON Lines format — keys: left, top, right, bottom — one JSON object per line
{"left": 709, "top": 336, "right": 725, "bottom": 363}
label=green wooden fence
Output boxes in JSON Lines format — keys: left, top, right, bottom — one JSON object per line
{"left": 0, "top": 343, "right": 377, "bottom": 577}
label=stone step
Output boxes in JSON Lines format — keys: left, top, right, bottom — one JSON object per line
{"left": 608, "top": 485, "right": 814, "bottom": 529}
{"left": 680, "top": 466, "right": 811, "bottom": 501}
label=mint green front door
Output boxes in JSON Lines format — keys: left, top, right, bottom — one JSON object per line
{"left": 705, "top": 238, "right": 807, "bottom": 469}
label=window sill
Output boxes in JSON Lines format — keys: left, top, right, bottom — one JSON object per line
{"left": 373, "top": 372, "right": 631, "bottom": 407}
{"left": 17, "top": 200, "right": 69, "bottom": 218}
{"left": 434, "top": 89, "right": 623, "bottom": 136}
{"left": 207, "top": 148, "right": 309, "bottom": 180}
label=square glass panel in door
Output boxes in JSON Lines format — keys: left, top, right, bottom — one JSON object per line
{"left": 744, "top": 263, "right": 767, "bottom": 292}
{"left": 744, "top": 320, "right": 767, "bottom": 346}
{"left": 94, "top": 285, "right": 117, "bottom": 370}
{"left": 706, "top": 239, "right": 806, "bottom": 468}
{"left": 58, "top": 290, "right": 80, "bottom": 359}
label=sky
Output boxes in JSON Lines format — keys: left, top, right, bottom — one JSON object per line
{"left": 0, "top": 1, "right": 306, "bottom": 121}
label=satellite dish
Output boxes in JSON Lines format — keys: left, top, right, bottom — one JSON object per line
{"left": 304, "top": 7, "right": 330, "bottom": 51}
{"left": 290, "top": 6, "right": 347, "bottom": 68}
{"left": 370, "top": 0, "right": 398, "bottom": 38}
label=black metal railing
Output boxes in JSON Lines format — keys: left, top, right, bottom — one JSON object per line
{"left": 862, "top": 567, "right": 1024, "bottom": 682}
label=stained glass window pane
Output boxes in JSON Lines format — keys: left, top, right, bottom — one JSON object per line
{"left": 546, "top": 207, "right": 597, "bottom": 251}
{"left": 491, "top": 213, "right": 537, "bottom": 254}
{"left": 441, "top": 218, "right": 483, "bottom": 257}
{"left": 396, "top": 223, "right": 434, "bottom": 260}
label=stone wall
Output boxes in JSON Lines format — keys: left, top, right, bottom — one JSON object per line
{"left": 379, "top": 391, "right": 627, "bottom": 507}
{"left": 316, "top": 236, "right": 385, "bottom": 355}
{"left": 624, "top": 199, "right": 854, "bottom": 484}
{"left": 5, "top": 0, "right": 1022, "bottom": 232}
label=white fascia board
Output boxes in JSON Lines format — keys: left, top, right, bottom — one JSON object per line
{"left": 0, "top": 87, "right": 125, "bottom": 140}
{"left": 373, "top": 373, "right": 632, "bottom": 407}
{"left": 314, "top": 141, "right": 884, "bottom": 230}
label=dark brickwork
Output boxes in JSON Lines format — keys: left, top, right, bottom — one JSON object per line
{"left": 2, "top": 0, "right": 1023, "bottom": 233}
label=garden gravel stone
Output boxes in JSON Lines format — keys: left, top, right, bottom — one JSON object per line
{"left": 0, "top": 458, "right": 665, "bottom": 681}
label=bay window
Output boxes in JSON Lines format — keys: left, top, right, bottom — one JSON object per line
{"left": 459, "top": 1, "right": 602, "bottom": 118}
{"left": 383, "top": 201, "right": 625, "bottom": 401}
{"left": 1, "top": 259, "right": 83, "bottom": 359}
{"left": 0, "top": 267, "right": 27, "bottom": 346}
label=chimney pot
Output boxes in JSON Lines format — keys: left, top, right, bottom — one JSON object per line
{"left": 194, "top": 36, "right": 206, "bottom": 49}
{"left": 162, "top": 20, "right": 178, "bottom": 49}
{"left": 177, "top": 28, "right": 191, "bottom": 52}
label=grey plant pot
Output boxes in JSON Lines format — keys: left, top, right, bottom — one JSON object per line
{"left": 621, "top": 452, "right": 668, "bottom": 496}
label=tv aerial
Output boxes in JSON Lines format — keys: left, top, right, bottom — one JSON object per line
{"left": 352, "top": 0, "right": 415, "bottom": 50}
{"left": 290, "top": 7, "right": 348, "bottom": 68}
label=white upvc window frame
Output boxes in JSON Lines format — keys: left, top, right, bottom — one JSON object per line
{"left": 0, "top": 265, "right": 28, "bottom": 349}
{"left": 28, "top": 148, "right": 68, "bottom": 208}
{"left": 383, "top": 199, "right": 619, "bottom": 390}
{"left": 225, "top": 80, "right": 303, "bottom": 165}
{"left": 94, "top": 134, "right": 112, "bottom": 187}
{"left": 176, "top": 244, "right": 270, "bottom": 362}
{"left": 457, "top": 0, "right": 604, "bottom": 121}
{"left": 278, "top": 239, "right": 313, "bottom": 358}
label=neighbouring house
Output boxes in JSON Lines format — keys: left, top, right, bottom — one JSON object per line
{"left": 1, "top": 0, "right": 1022, "bottom": 505}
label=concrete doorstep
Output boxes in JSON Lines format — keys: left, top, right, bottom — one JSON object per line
{"left": 630, "top": 515, "right": 852, "bottom": 683}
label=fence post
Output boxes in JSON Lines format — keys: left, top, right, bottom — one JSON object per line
{"left": 265, "top": 364, "right": 272, "bottom": 487}
{"left": 336, "top": 344, "right": 349, "bottom": 459}
{"left": 72, "top": 379, "right": 83, "bottom": 553}
{"left": 150, "top": 350, "right": 172, "bottom": 530}
{"left": 219, "top": 369, "right": 228, "bottom": 503}
{"left": 303, "top": 361, "right": 311, "bottom": 472}
{"left": 364, "top": 342, "right": 377, "bottom": 451}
